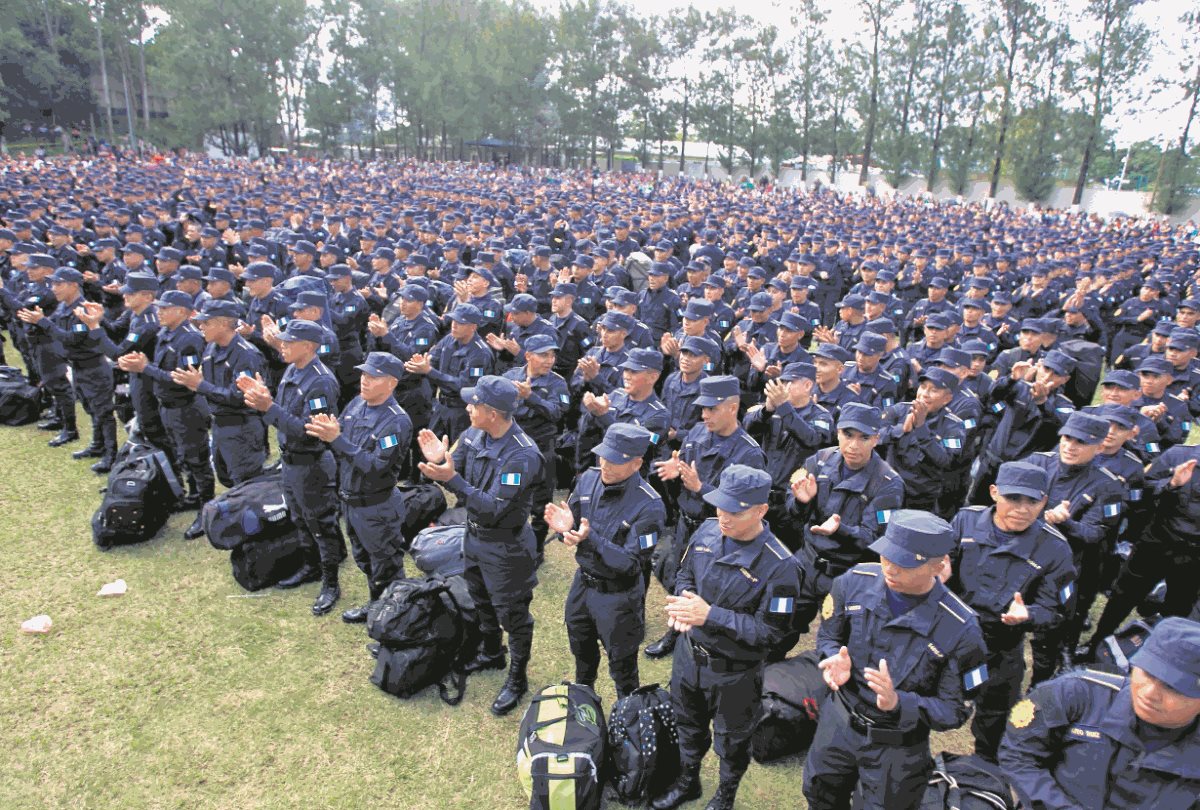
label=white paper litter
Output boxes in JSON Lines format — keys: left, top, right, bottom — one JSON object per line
{"left": 20, "top": 615, "right": 52, "bottom": 634}
{"left": 97, "top": 579, "right": 128, "bottom": 597}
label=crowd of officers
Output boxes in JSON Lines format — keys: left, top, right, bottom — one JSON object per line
{"left": 1, "top": 157, "right": 1199, "bottom": 810}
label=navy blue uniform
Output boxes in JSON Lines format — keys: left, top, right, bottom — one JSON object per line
{"left": 376, "top": 309, "right": 440, "bottom": 432}
{"left": 742, "top": 399, "right": 833, "bottom": 542}
{"left": 196, "top": 335, "right": 267, "bottom": 487}
{"left": 575, "top": 389, "right": 668, "bottom": 474}
{"left": 503, "top": 366, "right": 570, "bottom": 545}
{"left": 425, "top": 332, "right": 494, "bottom": 443}
{"left": 37, "top": 294, "right": 117, "bottom": 457}
{"left": 140, "top": 320, "right": 212, "bottom": 503}
{"left": 93, "top": 304, "right": 171, "bottom": 456}
{"left": 803, "top": 564, "right": 987, "bottom": 810}
{"left": 879, "top": 403, "right": 966, "bottom": 512}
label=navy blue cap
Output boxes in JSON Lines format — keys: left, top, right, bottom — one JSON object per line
{"left": 1129, "top": 616, "right": 1200, "bottom": 698}
{"left": 119, "top": 272, "right": 159, "bottom": 294}
{"left": 960, "top": 297, "right": 985, "bottom": 310}
{"left": 289, "top": 290, "right": 328, "bottom": 312}
{"left": 1041, "top": 350, "right": 1076, "bottom": 376}
{"left": 157, "top": 290, "right": 195, "bottom": 309}
{"left": 1059, "top": 411, "right": 1109, "bottom": 444}
{"left": 919, "top": 366, "right": 959, "bottom": 392}
{"left": 157, "top": 247, "right": 183, "bottom": 262}
{"left": 693, "top": 375, "right": 740, "bottom": 407}
{"left": 1019, "top": 318, "right": 1045, "bottom": 333}
{"left": 680, "top": 335, "right": 719, "bottom": 359}
{"left": 1137, "top": 356, "right": 1173, "bottom": 375}
{"left": 960, "top": 339, "right": 989, "bottom": 357}
{"left": 325, "top": 263, "right": 352, "bottom": 279}
{"left": 292, "top": 240, "right": 318, "bottom": 257}
{"left": 551, "top": 282, "right": 577, "bottom": 298}
{"left": 242, "top": 261, "right": 276, "bottom": 281}
{"left": 869, "top": 510, "right": 955, "bottom": 569}
{"left": 928, "top": 277, "right": 949, "bottom": 289}
{"left": 524, "top": 334, "right": 559, "bottom": 354}
{"left": 448, "top": 303, "right": 484, "bottom": 325}
{"left": 1179, "top": 298, "right": 1200, "bottom": 311}
{"left": 123, "top": 242, "right": 155, "bottom": 258}
{"left": 866, "top": 317, "right": 897, "bottom": 335}
{"left": 599, "top": 311, "right": 635, "bottom": 332}
{"left": 925, "top": 313, "right": 954, "bottom": 330}
{"left": 838, "top": 402, "right": 882, "bottom": 435}
{"left": 648, "top": 262, "right": 670, "bottom": 276}
{"left": 592, "top": 423, "right": 652, "bottom": 464}
{"left": 779, "top": 361, "right": 816, "bottom": 381}
{"left": 193, "top": 299, "right": 244, "bottom": 321}
{"left": 355, "top": 351, "right": 406, "bottom": 379}
{"left": 1103, "top": 369, "right": 1140, "bottom": 389}
{"left": 461, "top": 374, "right": 519, "bottom": 415}
{"left": 505, "top": 294, "right": 538, "bottom": 314}
{"left": 995, "top": 461, "right": 1049, "bottom": 500}
{"left": 778, "top": 311, "right": 809, "bottom": 332}
{"left": 277, "top": 319, "right": 328, "bottom": 344}
{"left": 855, "top": 333, "right": 887, "bottom": 355}
{"left": 178, "top": 265, "right": 204, "bottom": 281}
{"left": 619, "top": 347, "right": 664, "bottom": 372}
{"left": 1095, "top": 403, "right": 1138, "bottom": 429}
{"left": 25, "top": 253, "right": 55, "bottom": 269}
{"left": 1168, "top": 329, "right": 1199, "bottom": 350}
{"left": 702, "top": 276, "right": 726, "bottom": 290}
{"left": 813, "top": 343, "right": 852, "bottom": 363}
{"left": 933, "top": 347, "right": 971, "bottom": 368}
{"left": 836, "top": 294, "right": 865, "bottom": 309}
{"left": 470, "top": 265, "right": 496, "bottom": 284}
{"left": 400, "top": 284, "right": 429, "bottom": 302}
{"left": 49, "top": 267, "right": 84, "bottom": 284}
{"left": 205, "top": 267, "right": 235, "bottom": 285}
{"left": 747, "top": 292, "right": 774, "bottom": 312}
{"left": 702, "top": 464, "right": 772, "bottom": 512}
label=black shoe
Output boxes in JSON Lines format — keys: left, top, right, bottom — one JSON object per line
{"left": 341, "top": 605, "right": 370, "bottom": 624}
{"left": 275, "top": 564, "right": 321, "bottom": 589}
{"left": 37, "top": 418, "right": 63, "bottom": 431}
{"left": 465, "top": 649, "right": 507, "bottom": 674}
{"left": 91, "top": 455, "right": 114, "bottom": 474}
{"left": 645, "top": 629, "right": 678, "bottom": 659}
{"left": 48, "top": 430, "right": 80, "bottom": 448}
{"left": 174, "top": 492, "right": 202, "bottom": 512}
{"left": 312, "top": 584, "right": 341, "bottom": 616}
{"left": 704, "top": 777, "right": 741, "bottom": 810}
{"left": 651, "top": 766, "right": 702, "bottom": 810}
{"left": 490, "top": 658, "right": 529, "bottom": 717}
{"left": 183, "top": 514, "right": 206, "bottom": 540}
{"left": 71, "top": 443, "right": 103, "bottom": 458}
{"left": 1074, "top": 643, "right": 1098, "bottom": 663}
{"left": 367, "top": 642, "right": 380, "bottom": 659}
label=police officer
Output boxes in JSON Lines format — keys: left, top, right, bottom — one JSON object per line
{"left": 945, "top": 462, "right": 1076, "bottom": 760}
{"left": 879, "top": 367, "right": 967, "bottom": 513}
{"left": 651, "top": 465, "right": 800, "bottom": 810}
{"left": 239, "top": 319, "right": 344, "bottom": 614}
{"left": 9, "top": 254, "right": 77, "bottom": 446}
{"left": 170, "top": 300, "right": 267, "bottom": 489}
{"left": 416, "top": 376, "right": 543, "bottom": 716}
{"left": 544, "top": 424, "right": 667, "bottom": 698}
{"left": 575, "top": 347, "right": 668, "bottom": 475}
{"left": 648, "top": 375, "right": 766, "bottom": 658}
{"left": 304, "top": 352, "right": 413, "bottom": 624}
{"left": 999, "top": 617, "right": 1200, "bottom": 808}
{"left": 803, "top": 510, "right": 988, "bottom": 810}
{"left": 366, "top": 283, "right": 441, "bottom": 441}
{"left": 121, "top": 290, "right": 213, "bottom": 538}
{"left": 408, "top": 303, "right": 494, "bottom": 444}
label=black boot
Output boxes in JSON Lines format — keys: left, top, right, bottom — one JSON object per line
{"left": 342, "top": 582, "right": 382, "bottom": 624}
{"left": 651, "top": 763, "right": 702, "bottom": 810}
{"left": 91, "top": 418, "right": 118, "bottom": 474}
{"left": 574, "top": 658, "right": 599, "bottom": 690}
{"left": 490, "top": 651, "right": 529, "bottom": 717}
{"left": 312, "top": 565, "right": 341, "bottom": 616}
{"left": 645, "top": 628, "right": 678, "bottom": 659}
{"left": 704, "top": 775, "right": 742, "bottom": 810}
{"left": 71, "top": 440, "right": 103, "bottom": 457}
{"left": 50, "top": 429, "right": 80, "bottom": 447}
{"left": 276, "top": 562, "right": 321, "bottom": 589}
{"left": 183, "top": 513, "right": 207, "bottom": 540}
{"left": 184, "top": 482, "right": 215, "bottom": 540}
{"left": 37, "top": 415, "right": 63, "bottom": 431}
{"left": 465, "top": 635, "right": 507, "bottom": 673}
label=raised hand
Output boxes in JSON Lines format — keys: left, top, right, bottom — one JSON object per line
{"left": 819, "top": 646, "right": 852, "bottom": 691}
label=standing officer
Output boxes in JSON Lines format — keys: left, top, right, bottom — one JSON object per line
{"left": 10, "top": 254, "right": 77, "bottom": 447}
{"left": 239, "top": 319, "right": 344, "bottom": 614}
{"left": 118, "top": 290, "right": 213, "bottom": 539}
{"left": 366, "top": 283, "right": 441, "bottom": 445}
{"left": 651, "top": 465, "right": 800, "bottom": 810}
{"left": 999, "top": 617, "right": 1200, "bottom": 808}
{"left": 575, "top": 347, "right": 668, "bottom": 474}
{"left": 416, "top": 376, "right": 543, "bottom": 717}
{"left": 305, "top": 352, "right": 413, "bottom": 625}
{"left": 945, "top": 462, "right": 1076, "bottom": 761}
{"left": 878, "top": 367, "right": 967, "bottom": 513}
{"left": 803, "top": 510, "right": 988, "bottom": 810}
{"left": 170, "top": 300, "right": 266, "bottom": 489}
{"left": 544, "top": 423, "right": 667, "bottom": 698}
{"left": 648, "top": 375, "right": 766, "bottom": 658}
{"left": 407, "top": 303, "right": 494, "bottom": 444}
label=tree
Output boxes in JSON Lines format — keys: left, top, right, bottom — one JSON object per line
{"left": 986, "top": 0, "right": 1043, "bottom": 197}
{"left": 856, "top": 0, "right": 900, "bottom": 185}
{"left": 790, "top": 0, "right": 831, "bottom": 183}
{"left": 923, "top": 1, "right": 984, "bottom": 191}
{"left": 1070, "top": 0, "right": 1151, "bottom": 204}
{"left": 1152, "top": 9, "right": 1200, "bottom": 213}
{"left": 1010, "top": 21, "right": 1072, "bottom": 201}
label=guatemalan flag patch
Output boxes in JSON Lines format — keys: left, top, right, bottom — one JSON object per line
{"left": 638, "top": 532, "right": 658, "bottom": 549}
{"left": 769, "top": 596, "right": 795, "bottom": 614}
{"left": 963, "top": 664, "right": 988, "bottom": 690}
{"left": 1103, "top": 503, "right": 1122, "bottom": 518}
{"left": 500, "top": 472, "right": 522, "bottom": 486}
{"left": 1059, "top": 581, "right": 1075, "bottom": 605}
{"left": 876, "top": 510, "right": 892, "bottom": 525}
{"left": 308, "top": 396, "right": 329, "bottom": 413}
{"left": 378, "top": 434, "right": 400, "bottom": 450}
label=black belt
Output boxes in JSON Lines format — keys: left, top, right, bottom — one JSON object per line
{"left": 834, "top": 692, "right": 929, "bottom": 746}
{"left": 281, "top": 449, "right": 324, "bottom": 466}
{"left": 340, "top": 488, "right": 394, "bottom": 507}
{"left": 687, "top": 637, "right": 759, "bottom": 674}
{"left": 158, "top": 398, "right": 197, "bottom": 410}
{"left": 466, "top": 519, "right": 522, "bottom": 537}
{"left": 213, "top": 413, "right": 254, "bottom": 427}
{"left": 803, "top": 545, "right": 853, "bottom": 577}
{"left": 70, "top": 356, "right": 105, "bottom": 370}
{"left": 579, "top": 570, "right": 638, "bottom": 594}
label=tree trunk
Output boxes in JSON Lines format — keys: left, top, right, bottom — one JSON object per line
{"left": 859, "top": 22, "right": 882, "bottom": 185}
{"left": 989, "top": 22, "right": 1019, "bottom": 197}
{"left": 678, "top": 78, "right": 689, "bottom": 174}
{"left": 138, "top": 5, "right": 150, "bottom": 133}
{"left": 93, "top": 2, "right": 115, "bottom": 142}
{"left": 1072, "top": 2, "right": 1113, "bottom": 206}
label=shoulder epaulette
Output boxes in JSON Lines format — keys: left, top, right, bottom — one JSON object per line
{"left": 513, "top": 431, "right": 534, "bottom": 448}
{"left": 764, "top": 536, "right": 789, "bottom": 560}
{"left": 962, "top": 504, "right": 987, "bottom": 513}
{"left": 1077, "top": 669, "right": 1125, "bottom": 691}
{"left": 1122, "top": 449, "right": 1140, "bottom": 463}
{"left": 939, "top": 588, "right": 977, "bottom": 621}
{"left": 852, "top": 563, "right": 881, "bottom": 576}
{"left": 1099, "top": 467, "right": 1119, "bottom": 481}
{"left": 637, "top": 482, "right": 661, "bottom": 500}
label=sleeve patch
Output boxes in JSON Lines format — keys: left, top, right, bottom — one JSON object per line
{"left": 876, "top": 510, "right": 892, "bottom": 525}
{"left": 307, "top": 396, "right": 330, "bottom": 413}
{"left": 769, "top": 596, "right": 795, "bottom": 614}
{"left": 378, "top": 434, "right": 400, "bottom": 450}
{"left": 638, "top": 532, "right": 658, "bottom": 549}
{"left": 500, "top": 472, "right": 522, "bottom": 486}
{"left": 1103, "top": 503, "right": 1122, "bottom": 518}
{"left": 963, "top": 664, "right": 988, "bottom": 690}
{"left": 942, "top": 437, "right": 963, "bottom": 449}
{"left": 1009, "top": 698, "right": 1036, "bottom": 729}
{"left": 1059, "top": 581, "right": 1075, "bottom": 605}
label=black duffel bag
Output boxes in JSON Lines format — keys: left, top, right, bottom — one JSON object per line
{"left": 410, "top": 525, "right": 465, "bottom": 577}
{"left": 91, "top": 441, "right": 184, "bottom": 549}
{"left": 202, "top": 468, "right": 293, "bottom": 550}
{"left": 0, "top": 366, "right": 39, "bottom": 425}
{"left": 398, "top": 482, "right": 448, "bottom": 541}
{"left": 229, "top": 530, "right": 311, "bottom": 591}
{"left": 921, "top": 752, "right": 1025, "bottom": 810}
{"left": 751, "top": 650, "right": 828, "bottom": 763}
{"left": 607, "top": 684, "right": 680, "bottom": 805}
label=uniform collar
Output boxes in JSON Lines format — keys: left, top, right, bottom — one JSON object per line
{"left": 1098, "top": 685, "right": 1200, "bottom": 778}
{"left": 714, "top": 526, "right": 768, "bottom": 568}
{"left": 828, "top": 453, "right": 878, "bottom": 493}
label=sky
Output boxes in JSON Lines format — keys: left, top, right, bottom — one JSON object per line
{"left": 529, "top": 0, "right": 1192, "bottom": 147}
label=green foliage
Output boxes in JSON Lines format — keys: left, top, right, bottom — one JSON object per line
{"left": 0, "top": 0, "right": 94, "bottom": 125}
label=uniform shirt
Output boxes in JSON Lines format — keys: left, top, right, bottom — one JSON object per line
{"left": 550, "top": 310, "right": 594, "bottom": 378}
{"left": 947, "top": 506, "right": 1076, "bottom": 650}
{"left": 329, "top": 396, "right": 413, "bottom": 496}
{"left": 999, "top": 669, "right": 1200, "bottom": 810}
{"left": 746, "top": 342, "right": 813, "bottom": 394}
{"left": 195, "top": 335, "right": 267, "bottom": 419}
{"left": 878, "top": 403, "right": 967, "bottom": 497}
{"left": 330, "top": 288, "right": 369, "bottom": 357}
{"left": 426, "top": 333, "right": 494, "bottom": 408}
{"left": 466, "top": 293, "right": 504, "bottom": 337}
{"left": 677, "top": 519, "right": 801, "bottom": 664}
{"left": 814, "top": 381, "right": 863, "bottom": 423}
{"left": 140, "top": 321, "right": 205, "bottom": 407}
{"left": 502, "top": 366, "right": 570, "bottom": 445}
{"left": 786, "top": 448, "right": 905, "bottom": 566}
{"left": 263, "top": 358, "right": 340, "bottom": 455}
{"left": 567, "top": 467, "right": 667, "bottom": 581}
{"left": 661, "top": 370, "right": 707, "bottom": 440}
{"left": 578, "top": 389, "right": 669, "bottom": 466}
{"left": 495, "top": 316, "right": 557, "bottom": 371}
{"left": 1021, "top": 451, "right": 1126, "bottom": 550}
{"left": 742, "top": 400, "right": 834, "bottom": 491}
{"left": 676, "top": 423, "right": 767, "bottom": 522}
{"left": 36, "top": 295, "right": 102, "bottom": 364}
{"left": 571, "top": 344, "right": 628, "bottom": 396}
{"left": 244, "top": 290, "right": 291, "bottom": 366}
{"left": 445, "top": 421, "right": 543, "bottom": 534}
{"left": 819, "top": 563, "right": 988, "bottom": 731}
{"left": 989, "top": 346, "right": 1043, "bottom": 380}
{"left": 984, "top": 378, "right": 1075, "bottom": 463}
{"left": 725, "top": 317, "right": 778, "bottom": 381}
{"left": 1134, "top": 392, "right": 1192, "bottom": 449}
{"left": 842, "top": 362, "right": 900, "bottom": 408}
{"left": 1144, "top": 444, "right": 1200, "bottom": 548}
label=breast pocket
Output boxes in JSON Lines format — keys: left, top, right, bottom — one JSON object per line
{"left": 706, "top": 563, "right": 760, "bottom": 613}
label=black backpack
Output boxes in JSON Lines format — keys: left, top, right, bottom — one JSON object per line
{"left": 607, "top": 684, "right": 680, "bottom": 805}
{"left": 0, "top": 366, "right": 39, "bottom": 425}
{"left": 230, "top": 531, "right": 311, "bottom": 591}
{"left": 1087, "top": 615, "right": 1161, "bottom": 674}
{"left": 398, "top": 482, "right": 448, "bottom": 542}
{"left": 368, "top": 575, "right": 480, "bottom": 705}
{"left": 751, "top": 650, "right": 828, "bottom": 763}
{"left": 202, "top": 469, "right": 294, "bottom": 550}
{"left": 920, "top": 752, "right": 1025, "bottom": 810}
{"left": 91, "top": 442, "right": 183, "bottom": 549}
{"left": 410, "top": 525, "right": 466, "bottom": 577}
{"left": 517, "top": 682, "right": 607, "bottom": 810}
{"left": 1059, "top": 339, "right": 1105, "bottom": 407}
